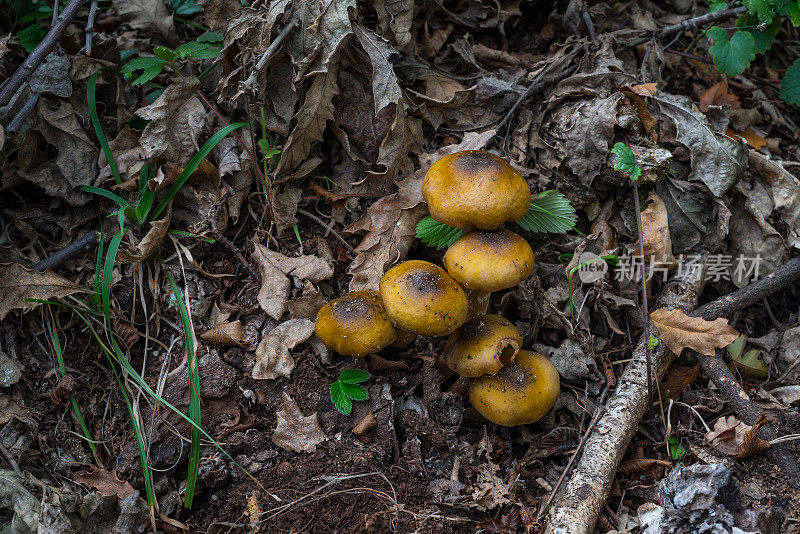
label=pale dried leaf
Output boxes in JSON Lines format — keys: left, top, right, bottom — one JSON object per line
{"left": 352, "top": 23, "right": 402, "bottom": 114}
{"left": 113, "top": 0, "right": 177, "bottom": 45}
{"left": 374, "top": 0, "right": 414, "bottom": 46}
{"left": 135, "top": 77, "right": 205, "bottom": 166}
{"left": 74, "top": 468, "right": 135, "bottom": 499}
{"left": 97, "top": 125, "right": 146, "bottom": 183}
{"left": 117, "top": 212, "right": 171, "bottom": 264}
{"left": 0, "top": 264, "right": 85, "bottom": 321}
{"left": 654, "top": 93, "right": 747, "bottom": 197}
{"left": 252, "top": 319, "right": 314, "bottom": 380}
{"left": 748, "top": 151, "right": 800, "bottom": 248}
{"left": 257, "top": 247, "right": 333, "bottom": 283}
{"left": 640, "top": 192, "right": 675, "bottom": 264}
{"left": 705, "top": 415, "right": 770, "bottom": 459}
{"left": 200, "top": 320, "right": 246, "bottom": 346}
{"left": 288, "top": 281, "right": 326, "bottom": 320}
{"left": 650, "top": 308, "right": 739, "bottom": 357}
{"left": 252, "top": 242, "right": 290, "bottom": 320}
{"left": 272, "top": 391, "right": 326, "bottom": 452}
{"left": 769, "top": 385, "right": 800, "bottom": 405}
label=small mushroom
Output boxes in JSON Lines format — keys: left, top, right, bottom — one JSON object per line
{"left": 379, "top": 260, "right": 469, "bottom": 336}
{"left": 443, "top": 314, "right": 522, "bottom": 377}
{"left": 422, "top": 150, "right": 531, "bottom": 230}
{"left": 314, "top": 290, "right": 396, "bottom": 357}
{"left": 443, "top": 229, "right": 535, "bottom": 292}
{"left": 469, "top": 350, "right": 560, "bottom": 426}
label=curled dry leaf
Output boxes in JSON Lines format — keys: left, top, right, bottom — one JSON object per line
{"left": 252, "top": 319, "right": 315, "bottom": 380}
{"left": 649, "top": 308, "right": 739, "bottom": 357}
{"left": 113, "top": 0, "right": 178, "bottom": 46}
{"left": 0, "top": 263, "right": 85, "bottom": 321}
{"left": 117, "top": 211, "right": 171, "bottom": 264}
{"left": 252, "top": 241, "right": 290, "bottom": 320}
{"left": 640, "top": 192, "right": 675, "bottom": 266}
{"left": 74, "top": 468, "right": 135, "bottom": 499}
{"left": 618, "top": 458, "right": 672, "bottom": 475}
{"left": 704, "top": 414, "right": 770, "bottom": 460}
{"left": 271, "top": 391, "right": 326, "bottom": 453}
{"left": 200, "top": 320, "right": 246, "bottom": 346}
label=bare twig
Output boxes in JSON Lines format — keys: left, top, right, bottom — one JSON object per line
{"left": 624, "top": 6, "right": 747, "bottom": 49}
{"left": 82, "top": 0, "right": 99, "bottom": 55}
{"left": 209, "top": 194, "right": 260, "bottom": 283}
{"left": 241, "top": 19, "right": 299, "bottom": 92}
{"left": 5, "top": 93, "right": 39, "bottom": 135}
{"left": 0, "top": 441, "right": 23, "bottom": 478}
{"left": 31, "top": 231, "right": 98, "bottom": 271}
{"left": 496, "top": 69, "right": 575, "bottom": 134}
{"left": 581, "top": 3, "right": 597, "bottom": 42}
{"left": 296, "top": 208, "right": 356, "bottom": 254}
{"left": 0, "top": 0, "right": 87, "bottom": 108}
{"left": 632, "top": 182, "right": 652, "bottom": 402}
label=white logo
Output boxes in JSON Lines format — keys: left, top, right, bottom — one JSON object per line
{"left": 577, "top": 252, "right": 608, "bottom": 283}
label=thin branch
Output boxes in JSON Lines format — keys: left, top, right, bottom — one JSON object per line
{"left": 5, "top": 93, "right": 39, "bottom": 135}
{"left": 241, "top": 19, "right": 299, "bottom": 92}
{"left": 31, "top": 231, "right": 99, "bottom": 271}
{"left": 0, "top": 0, "right": 88, "bottom": 108}
{"left": 581, "top": 3, "right": 597, "bottom": 42}
{"left": 82, "top": 0, "right": 99, "bottom": 55}
{"left": 624, "top": 6, "right": 747, "bottom": 49}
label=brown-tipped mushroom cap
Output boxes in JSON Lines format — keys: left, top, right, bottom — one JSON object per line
{"left": 379, "top": 260, "right": 469, "bottom": 336}
{"left": 422, "top": 150, "right": 531, "bottom": 230}
{"left": 443, "top": 229, "right": 534, "bottom": 292}
{"left": 469, "top": 350, "right": 560, "bottom": 426}
{"left": 443, "top": 314, "right": 522, "bottom": 377}
{"left": 314, "top": 290, "right": 396, "bottom": 357}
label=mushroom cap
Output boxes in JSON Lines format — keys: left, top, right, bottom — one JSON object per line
{"left": 443, "top": 229, "right": 535, "bottom": 291}
{"left": 422, "top": 150, "right": 531, "bottom": 229}
{"left": 314, "top": 290, "right": 397, "bottom": 357}
{"left": 469, "top": 350, "right": 560, "bottom": 426}
{"left": 379, "top": 260, "right": 469, "bottom": 336}
{"left": 443, "top": 314, "right": 522, "bottom": 377}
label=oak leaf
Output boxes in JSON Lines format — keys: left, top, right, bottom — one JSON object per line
{"left": 650, "top": 308, "right": 739, "bottom": 357}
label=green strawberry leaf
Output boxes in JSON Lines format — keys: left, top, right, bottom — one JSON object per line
{"left": 516, "top": 190, "right": 578, "bottom": 233}
{"left": 707, "top": 27, "right": 756, "bottom": 76}
{"left": 330, "top": 382, "right": 352, "bottom": 415}
{"left": 340, "top": 383, "right": 369, "bottom": 401}
{"left": 338, "top": 369, "right": 371, "bottom": 384}
{"left": 780, "top": 58, "right": 800, "bottom": 106}
{"left": 611, "top": 142, "right": 641, "bottom": 181}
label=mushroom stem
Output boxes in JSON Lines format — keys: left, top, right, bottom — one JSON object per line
{"left": 467, "top": 289, "right": 491, "bottom": 319}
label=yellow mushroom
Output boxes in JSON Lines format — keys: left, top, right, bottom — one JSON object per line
{"left": 444, "top": 229, "right": 535, "bottom": 292}
{"left": 443, "top": 314, "right": 522, "bottom": 377}
{"left": 469, "top": 350, "right": 560, "bottom": 426}
{"left": 422, "top": 150, "right": 531, "bottom": 230}
{"left": 314, "top": 290, "right": 396, "bottom": 357}
{"left": 379, "top": 260, "right": 469, "bottom": 337}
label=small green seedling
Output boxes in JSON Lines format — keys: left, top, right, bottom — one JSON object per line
{"left": 330, "top": 369, "right": 371, "bottom": 415}
{"left": 648, "top": 335, "right": 660, "bottom": 351}
{"left": 612, "top": 142, "right": 641, "bottom": 181}
{"left": 120, "top": 32, "right": 223, "bottom": 86}
{"left": 416, "top": 190, "right": 578, "bottom": 250}
{"left": 668, "top": 436, "right": 687, "bottom": 461}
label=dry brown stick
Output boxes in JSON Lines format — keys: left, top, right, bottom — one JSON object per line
{"left": 623, "top": 6, "right": 747, "bottom": 49}
{"left": 0, "top": 0, "right": 87, "bottom": 108}
{"left": 545, "top": 266, "right": 706, "bottom": 534}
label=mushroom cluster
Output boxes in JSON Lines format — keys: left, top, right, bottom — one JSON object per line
{"left": 315, "top": 150, "right": 560, "bottom": 426}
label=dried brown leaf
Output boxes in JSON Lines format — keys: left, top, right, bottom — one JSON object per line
{"left": 640, "top": 192, "right": 675, "bottom": 265}
{"left": 0, "top": 264, "right": 85, "bottom": 321}
{"left": 200, "top": 320, "right": 246, "bottom": 346}
{"left": 117, "top": 211, "right": 170, "bottom": 264}
{"left": 618, "top": 458, "right": 672, "bottom": 475}
{"left": 113, "top": 0, "right": 177, "bottom": 46}
{"left": 251, "top": 242, "right": 291, "bottom": 320}
{"left": 699, "top": 80, "right": 740, "bottom": 113}
{"left": 650, "top": 308, "right": 739, "bottom": 357}
{"left": 74, "top": 468, "right": 135, "bottom": 499}
{"left": 252, "top": 319, "right": 314, "bottom": 380}
{"left": 705, "top": 415, "right": 770, "bottom": 459}
{"left": 272, "top": 391, "right": 326, "bottom": 452}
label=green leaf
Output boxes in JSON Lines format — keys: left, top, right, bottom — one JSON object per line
{"left": 611, "top": 142, "right": 641, "bottom": 181}
{"left": 170, "top": 0, "right": 201, "bottom": 15}
{"left": 707, "top": 27, "right": 756, "bottom": 76}
{"left": 17, "top": 24, "right": 46, "bottom": 52}
{"left": 338, "top": 369, "right": 371, "bottom": 384}
{"left": 330, "top": 382, "right": 352, "bottom": 415}
{"left": 198, "top": 31, "right": 224, "bottom": 43}
{"left": 415, "top": 216, "right": 463, "bottom": 250}
{"left": 648, "top": 335, "right": 660, "bottom": 351}
{"left": 780, "top": 58, "right": 800, "bottom": 106}
{"left": 153, "top": 46, "right": 176, "bottom": 61}
{"left": 791, "top": 1, "right": 800, "bottom": 25}
{"left": 121, "top": 56, "right": 167, "bottom": 85}
{"left": 516, "top": 190, "right": 578, "bottom": 233}
{"left": 79, "top": 185, "right": 130, "bottom": 209}
{"left": 729, "top": 348, "right": 768, "bottom": 379}
{"left": 737, "top": 14, "right": 780, "bottom": 54}
{"left": 175, "top": 41, "right": 219, "bottom": 59}
{"left": 709, "top": 0, "right": 729, "bottom": 11}
{"left": 668, "top": 437, "right": 687, "bottom": 461}
{"left": 727, "top": 334, "right": 746, "bottom": 360}
{"left": 743, "top": 0, "right": 790, "bottom": 21}
{"left": 341, "top": 383, "right": 369, "bottom": 401}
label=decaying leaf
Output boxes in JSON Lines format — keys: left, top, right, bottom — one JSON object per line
{"left": 252, "top": 242, "right": 290, "bottom": 320}
{"left": 200, "top": 320, "right": 246, "bottom": 346}
{"left": 698, "top": 80, "right": 740, "bottom": 113}
{"left": 639, "top": 192, "right": 675, "bottom": 265}
{"left": 650, "top": 308, "right": 739, "bottom": 357}
{"left": 117, "top": 212, "right": 171, "bottom": 264}
{"left": 0, "top": 264, "right": 85, "bottom": 321}
{"left": 135, "top": 77, "right": 205, "bottom": 167}
{"left": 748, "top": 151, "right": 800, "bottom": 249}
{"left": 660, "top": 362, "right": 700, "bottom": 402}
{"left": 272, "top": 391, "right": 326, "bottom": 453}
{"left": 74, "top": 468, "right": 135, "bottom": 499}
{"left": 113, "top": 0, "right": 178, "bottom": 46}
{"left": 252, "top": 319, "right": 315, "bottom": 380}
{"left": 704, "top": 414, "right": 770, "bottom": 460}
{"left": 256, "top": 247, "right": 333, "bottom": 283}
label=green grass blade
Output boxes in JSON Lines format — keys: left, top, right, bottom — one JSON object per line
{"left": 166, "top": 272, "right": 201, "bottom": 508}
{"left": 152, "top": 122, "right": 247, "bottom": 219}
{"left": 79, "top": 186, "right": 130, "bottom": 210}
{"left": 88, "top": 73, "right": 122, "bottom": 185}
{"left": 101, "top": 229, "right": 126, "bottom": 322}
{"left": 50, "top": 322, "right": 100, "bottom": 462}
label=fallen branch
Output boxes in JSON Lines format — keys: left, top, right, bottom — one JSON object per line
{"left": 31, "top": 231, "right": 98, "bottom": 271}
{"left": 624, "top": 6, "right": 747, "bottom": 49}
{"left": 0, "top": 0, "right": 87, "bottom": 108}
{"left": 545, "top": 267, "right": 706, "bottom": 534}
{"left": 545, "top": 254, "right": 800, "bottom": 532}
